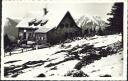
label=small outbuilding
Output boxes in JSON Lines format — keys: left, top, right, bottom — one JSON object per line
{"left": 35, "top": 27, "right": 51, "bottom": 44}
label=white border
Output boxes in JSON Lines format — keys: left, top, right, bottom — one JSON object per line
{"left": 2, "top": 0, "right": 127, "bottom": 3}
{"left": 1, "top": 0, "right": 127, "bottom": 80}
{"left": 123, "top": 0, "right": 127, "bottom": 80}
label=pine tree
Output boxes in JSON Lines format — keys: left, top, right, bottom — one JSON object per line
{"left": 4, "top": 34, "right": 11, "bottom": 49}
{"left": 93, "top": 27, "right": 96, "bottom": 36}
{"left": 98, "top": 27, "right": 103, "bottom": 36}
{"left": 107, "top": 3, "right": 123, "bottom": 34}
{"left": 89, "top": 28, "right": 91, "bottom": 36}
{"left": 84, "top": 29, "right": 89, "bottom": 36}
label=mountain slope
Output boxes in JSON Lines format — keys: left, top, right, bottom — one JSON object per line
{"left": 4, "top": 34, "right": 122, "bottom": 78}
{"left": 76, "top": 16, "right": 107, "bottom": 33}
{"left": 4, "top": 17, "right": 20, "bottom": 42}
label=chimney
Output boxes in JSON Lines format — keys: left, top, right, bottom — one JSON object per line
{"left": 43, "top": 8, "right": 48, "bottom": 15}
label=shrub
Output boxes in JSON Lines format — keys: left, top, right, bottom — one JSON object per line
{"left": 74, "top": 62, "right": 84, "bottom": 70}
{"left": 65, "top": 69, "right": 89, "bottom": 77}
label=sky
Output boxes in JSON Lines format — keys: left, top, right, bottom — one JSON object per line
{"left": 2, "top": 1, "right": 114, "bottom": 21}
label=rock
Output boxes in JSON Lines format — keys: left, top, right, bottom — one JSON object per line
{"left": 99, "top": 74, "right": 111, "bottom": 77}
{"left": 65, "top": 69, "right": 89, "bottom": 77}
{"left": 37, "top": 73, "right": 46, "bottom": 77}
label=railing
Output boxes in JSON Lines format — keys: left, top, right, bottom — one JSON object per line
{"left": 4, "top": 45, "right": 35, "bottom": 57}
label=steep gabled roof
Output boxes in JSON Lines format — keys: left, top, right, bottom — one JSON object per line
{"left": 44, "top": 11, "right": 67, "bottom": 28}
{"left": 35, "top": 11, "right": 79, "bottom": 33}
{"left": 58, "top": 11, "right": 79, "bottom": 28}
{"left": 45, "top": 11, "right": 79, "bottom": 28}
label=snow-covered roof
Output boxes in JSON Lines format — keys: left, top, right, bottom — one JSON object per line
{"left": 16, "top": 12, "right": 48, "bottom": 29}
{"left": 35, "top": 27, "right": 51, "bottom": 33}
{"left": 16, "top": 18, "right": 35, "bottom": 28}
{"left": 44, "top": 11, "right": 67, "bottom": 28}
{"left": 16, "top": 11, "right": 76, "bottom": 33}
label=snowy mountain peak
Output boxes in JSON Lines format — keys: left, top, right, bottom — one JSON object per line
{"left": 76, "top": 15, "right": 107, "bottom": 31}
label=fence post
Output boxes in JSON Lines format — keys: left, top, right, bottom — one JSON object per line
{"left": 21, "top": 48, "right": 23, "bottom": 53}
{"left": 9, "top": 51, "right": 11, "bottom": 56}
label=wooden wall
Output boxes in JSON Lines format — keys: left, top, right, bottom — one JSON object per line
{"left": 47, "top": 16, "right": 82, "bottom": 44}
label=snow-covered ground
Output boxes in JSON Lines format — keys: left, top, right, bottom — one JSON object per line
{"left": 81, "top": 51, "right": 123, "bottom": 77}
{"left": 3, "top": 34, "right": 123, "bottom": 78}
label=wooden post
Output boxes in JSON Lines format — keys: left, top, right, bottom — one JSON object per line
{"left": 9, "top": 51, "right": 11, "bottom": 56}
{"left": 36, "top": 45, "right": 38, "bottom": 50}
{"left": 21, "top": 48, "right": 23, "bottom": 53}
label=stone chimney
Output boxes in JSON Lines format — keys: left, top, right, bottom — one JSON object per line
{"left": 43, "top": 8, "right": 48, "bottom": 15}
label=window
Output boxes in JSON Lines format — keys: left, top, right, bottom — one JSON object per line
{"left": 60, "top": 24, "right": 64, "bottom": 28}
{"left": 70, "top": 23, "right": 74, "bottom": 27}
{"left": 65, "top": 23, "right": 68, "bottom": 27}
{"left": 24, "top": 29, "right": 26, "bottom": 33}
{"left": 41, "top": 37, "right": 44, "bottom": 40}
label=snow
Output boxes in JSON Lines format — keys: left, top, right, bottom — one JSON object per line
{"left": 3, "top": 34, "right": 123, "bottom": 78}
{"left": 64, "top": 34, "right": 122, "bottom": 48}
{"left": 81, "top": 51, "right": 123, "bottom": 77}
{"left": 14, "top": 60, "right": 79, "bottom": 78}
{"left": 76, "top": 15, "right": 106, "bottom": 30}
{"left": 44, "top": 60, "right": 79, "bottom": 77}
